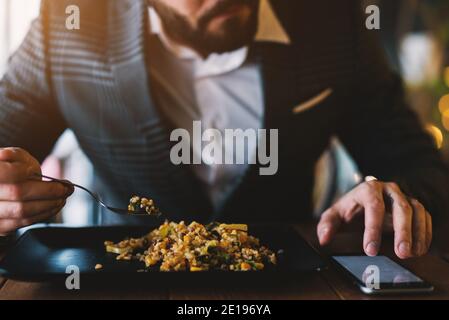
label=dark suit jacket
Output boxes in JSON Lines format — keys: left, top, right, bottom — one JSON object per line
{"left": 0, "top": 0, "right": 448, "bottom": 224}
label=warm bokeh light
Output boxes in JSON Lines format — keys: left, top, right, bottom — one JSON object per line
{"left": 438, "top": 94, "right": 449, "bottom": 114}
{"left": 427, "top": 124, "right": 444, "bottom": 148}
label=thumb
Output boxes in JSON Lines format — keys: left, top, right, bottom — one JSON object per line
{"left": 317, "top": 207, "right": 342, "bottom": 246}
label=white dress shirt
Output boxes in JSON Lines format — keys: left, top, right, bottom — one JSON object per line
{"left": 147, "top": 0, "right": 290, "bottom": 211}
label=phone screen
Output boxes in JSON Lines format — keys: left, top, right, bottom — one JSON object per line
{"left": 333, "top": 256, "right": 425, "bottom": 287}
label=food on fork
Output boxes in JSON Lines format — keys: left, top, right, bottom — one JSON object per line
{"left": 105, "top": 221, "right": 277, "bottom": 272}
{"left": 128, "top": 195, "right": 161, "bottom": 216}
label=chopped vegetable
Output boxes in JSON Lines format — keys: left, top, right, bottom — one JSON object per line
{"left": 105, "top": 245, "right": 129, "bottom": 254}
{"left": 220, "top": 224, "right": 248, "bottom": 232}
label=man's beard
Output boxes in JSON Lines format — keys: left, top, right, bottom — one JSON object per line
{"left": 148, "top": 0, "right": 260, "bottom": 56}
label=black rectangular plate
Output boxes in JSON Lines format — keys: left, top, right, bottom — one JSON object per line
{"left": 0, "top": 224, "right": 326, "bottom": 285}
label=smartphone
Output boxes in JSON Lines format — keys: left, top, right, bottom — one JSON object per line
{"left": 331, "top": 255, "right": 434, "bottom": 295}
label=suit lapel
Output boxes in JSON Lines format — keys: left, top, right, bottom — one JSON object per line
{"left": 250, "top": 42, "right": 296, "bottom": 131}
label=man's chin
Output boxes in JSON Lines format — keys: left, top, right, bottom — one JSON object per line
{"left": 201, "top": 18, "right": 257, "bottom": 54}
{"left": 207, "top": 4, "right": 253, "bottom": 33}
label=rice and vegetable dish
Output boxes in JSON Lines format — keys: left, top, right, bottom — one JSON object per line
{"left": 104, "top": 221, "right": 277, "bottom": 272}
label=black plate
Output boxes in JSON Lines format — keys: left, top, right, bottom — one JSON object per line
{"left": 0, "top": 224, "right": 326, "bottom": 285}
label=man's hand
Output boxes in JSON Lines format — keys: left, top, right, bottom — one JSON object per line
{"left": 317, "top": 179, "right": 432, "bottom": 259}
{"left": 0, "top": 147, "right": 73, "bottom": 235}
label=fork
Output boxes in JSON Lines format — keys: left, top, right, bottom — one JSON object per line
{"left": 37, "top": 174, "right": 161, "bottom": 217}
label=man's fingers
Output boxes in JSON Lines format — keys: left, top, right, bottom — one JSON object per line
{"left": 0, "top": 148, "right": 41, "bottom": 183}
{"left": 410, "top": 199, "right": 427, "bottom": 256}
{"left": 357, "top": 181, "right": 385, "bottom": 256}
{"left": 0, "top": 148, "right": 28, "bottom": 162}
{"left": 0, "top": 198, "right": 65, "bottom": 219}
{"left": 318, "top": 181, "right": 385, "bottom": 249}
{"left": 318, "top": 179, "right": 432, "bottom": 260}
{"left": 0, "top": 203, "right": 64, "bottom": 235}
{"left": 0, "top": 161, "right": 31, "bottom": 183}
{"left": 384, "top": 183, "right": 413, "bottom": 259}
{"left": 0, "top": 180, "right": 71, "bottom": 201}
{"left": 317, "top": 207, "right": 342, "bottom": 245}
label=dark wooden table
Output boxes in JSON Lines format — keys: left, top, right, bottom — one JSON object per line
{"left": 0, "top": 222, "right": 448, "bottom": 300}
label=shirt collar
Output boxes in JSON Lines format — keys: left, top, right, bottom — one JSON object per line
{"left": 148, "top": 0, "right": 290, "bottom": 58}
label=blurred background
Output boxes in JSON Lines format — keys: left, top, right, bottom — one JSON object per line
{"left": 0, "top": 0, "right": 448, "bottom": 225}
